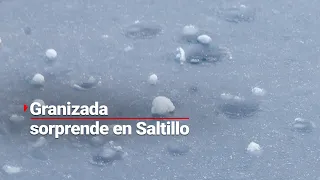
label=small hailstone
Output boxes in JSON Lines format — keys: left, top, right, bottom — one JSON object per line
{"left": 240, "top": 4, "right": 247, "bottom": 8}
{"left": 124, "top": 45, "right": 133, "bottom": 52}
{"left": 197, "top": 34, "right": 212, "bottom": 45}
{"left": 233, "top": 95, "right": 245, "bottom": 101}
{"left": 189, "top": 58, "right": 200, "bottom": 64}
{"left": 101, "top": 34, "right": 109, "bottom": 39}
{"left": 109, "top": 141, "right": 123, "bottom": 151}
{"left": 2, "top": 165, "right": 21, "bottom": 175}
{"left": 45, "top": 49, "right": 57, "bottom": 60}
{"left": 220, "top": 93, "right": 234, "bottom": 100}
{"left": 219, "top": 46, "right": 233, "bottom": 60}
{"left": 9, "top": 114, "right": 25, "bottom": 123}
{"left": 31, "top": 73, "right": 45, "bottom": 86}
{"left": 176, "top": 47, "right": 186, "bottom": 64}
{"left": 182, "top": 25, "right": 199, "bottom": 36}
{"left": 32, "top": 136, "right": 47, "bottom": 148}
{"left": 151, "top": 96, "right": 175, "bottom": 115}
{"left": 0, "top": 37, "right": 2, "bottom": 45}
{"left": 247, "top": 141, "right": 262, "bottom": 155}
{"left": 252, "top": 87, "right": 266, "bottom": 96}
{"left": 148, "top": 74, "right": 158, "bottom": 85}
{"left": 87, "top": 76, "right": 96, "bottom": 84}
{"left": 33, "top": 99, "right": 45, "bottom": 106}
{"left": 72, "top": 84, "right": 87, "bottom": 91}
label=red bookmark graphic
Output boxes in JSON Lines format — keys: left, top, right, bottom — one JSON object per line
{"left": 24, "top": 104, "right": 28, "bottom": 112}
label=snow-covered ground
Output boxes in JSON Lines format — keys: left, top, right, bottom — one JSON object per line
{"left": 0, "top": 0, "right": 320, "bottom": 179}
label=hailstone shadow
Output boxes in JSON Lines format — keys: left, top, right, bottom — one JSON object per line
{"left": 217, "top": 99, "right": 260, "bottom": 119}
{"left": 123, "top": 21, "right": 163, "bottom": 39}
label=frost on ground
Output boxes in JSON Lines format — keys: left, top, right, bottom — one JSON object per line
{"left": 151, "top": 96, "right": 175, "bottom": 116}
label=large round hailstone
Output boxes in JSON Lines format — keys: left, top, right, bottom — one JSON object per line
{"left": 182, "top": 25, "right": 199, "bottom": 36}
{"left": 148, "top": 74, "right": 158, "bottom": 85}
{"left": 45, "top": 49, "right": 57, "bottom": 60}
{"left": 33, "top": 99, "right": 45, "bottom": 106}
{"left": 151, "top": 96, "right": 175, "bottom": 116}
{"left": 197, "top": 34, "right": 212, "bottom": 45}
{"left": 246, "top": 141, "right": 262, "bottom": 156}
{"left": 252, "top": 87, "right": 266, "bottom": 96}
{"left": 31, "top": 73, "right": 45, "bottom": 86}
